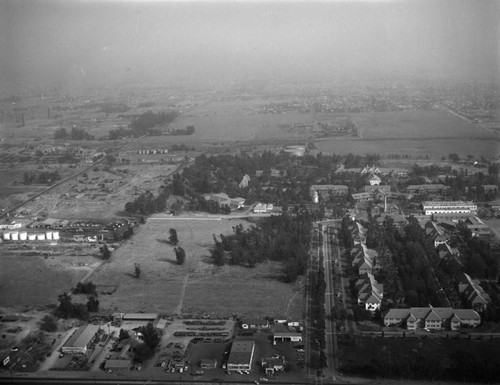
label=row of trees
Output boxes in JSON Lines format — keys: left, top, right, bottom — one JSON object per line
{"left": 23, "top": 170, "right": 61, "bottom": 185}
{"left": 170, "top": 125, "right": 195, "bottom": 136}
{"left": 124, "top": 190, "right": 169, "bottom": 215}
{"left": 54, "top": 127, "right": 94, "bottom": 140}
{"left": 129, "top": 110, "right": 179, "bottom": 133}
{"left": 210, "top": 212, "right": 313, "bottom": 282}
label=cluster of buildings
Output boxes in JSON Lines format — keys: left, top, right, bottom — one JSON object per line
{"left": 253, "top": 203, "right": 274, "bottom": 214}
{"left": 384, "top": 306, "right": 481, "bottom": 331}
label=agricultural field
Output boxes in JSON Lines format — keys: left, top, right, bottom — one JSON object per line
{"left": 90, "top": 216, "right": 303, "bottom": 319}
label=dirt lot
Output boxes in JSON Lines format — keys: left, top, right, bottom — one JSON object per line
{"left": 90, "top": 216, "right": 303, "bottom": 319}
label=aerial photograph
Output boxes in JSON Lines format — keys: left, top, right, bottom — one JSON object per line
{"left": 0, "top": 0, "right": 499, "bottom": 384}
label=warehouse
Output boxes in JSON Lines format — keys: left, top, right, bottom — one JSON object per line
{"left": 62, "top": 324, "right": 99, "bottom": 354}
{"left": 225, "top": 340, "right": 255, "bottom": 372}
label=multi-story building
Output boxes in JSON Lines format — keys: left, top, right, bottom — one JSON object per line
{"left": 421, "top": 201, "right": 477, "bottom": 216}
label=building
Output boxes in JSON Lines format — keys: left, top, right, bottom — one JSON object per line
{"left": 203, "top": 193, "right": 245, "bottom": 210}
{"left": 62, "top": 324, "right": 99, "bottom": 354}
{"left": 457, "top": 273, "right": 491, "bottom": 312}
{"left": 200, "top": 358, "right": 218, "bottom": 369}
{"left": 253, "top": 203, "right": 273, "bottom": 214}
{"left": 226, "top": 340, "right": 255, "bottom": 372}
{"left": 121, "top": 313, "right": 158, "bottom": 322}
{"left": 309, "top": 185, "right": 348, "bottom": 200}
{"left": 384, "top": 307, "right": 481, "bottom": 330}
{"left": 368, "top": 174, "right": 381, "bottom": 186}
{"left": 351, "top": 243, "right": 377, "bottom": 275}
{"left": 465, "top": 216, "right": 490, "bottom": 237}
{"left": 356, "top": 273, "right": 383, "bottom": 311}
{"left": 239, "top": 174, "right": 250, "bottom": 188}
{"left": 241, "top": 318, "right": 269, "bottom": 329}
{"left": 272, "top": 324, "right": 302, "bottom": 344}
{"left": 422, "top": 201, "right": 477, "bottom": 216}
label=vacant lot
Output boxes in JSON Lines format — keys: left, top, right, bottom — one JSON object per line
{"left": 91, "top": 216, "right": 303, "bottom": 319}
{"left": 339, "top": 335, "right": 500, "bottom": 379}
{"left": 0, "top": 252, "right": 98, "bottom": 307}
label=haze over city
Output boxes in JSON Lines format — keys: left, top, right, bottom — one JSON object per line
{"left": 0, "top": 0, "right": 499, "bottom": 91}
{"left": 1, "top": 1, "right": 500, "bottom": 384}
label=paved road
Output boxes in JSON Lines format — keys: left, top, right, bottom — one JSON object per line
{"left": 322, "top": 225, "right": 337, "bottom": 382}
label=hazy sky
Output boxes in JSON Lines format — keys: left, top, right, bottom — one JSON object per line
{"left": 0, "top": 0, "right": 498, "bottom": 90}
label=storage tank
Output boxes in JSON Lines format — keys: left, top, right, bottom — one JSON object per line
{"left": 28, "top": 233, "right": 36, "bottom": 241}
{"left": 11, "top": 232, "right": 19, "bottom": 241}
{"left": 19, "top": 232, "right": 27, "bottom": 241}
{"left": 46, "top": 231, "right": 53, "bottom": 240}
{"left": 37, "top": 233, "right": 46, "bottom": 241}
{"left": 53, "top": 231, "right": 60, "bottom": 240}
{"left": 3, "top": 232, "right": 10, "bottom": 241}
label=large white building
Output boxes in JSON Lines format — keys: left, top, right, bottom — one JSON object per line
{"left": 421, "top": 201, "right": 477, "bottom": 216}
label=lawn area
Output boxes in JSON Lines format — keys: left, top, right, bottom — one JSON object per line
{"left": 91, "top": 216, "right": 304, "bottom": 318}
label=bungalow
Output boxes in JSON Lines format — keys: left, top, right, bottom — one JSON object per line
{"left": 203, "top": 193, "right": 245, "bottom": 210}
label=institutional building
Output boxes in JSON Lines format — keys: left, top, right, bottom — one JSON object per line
{"left": 421, "top": 201, "right": 477, "bottom": 216}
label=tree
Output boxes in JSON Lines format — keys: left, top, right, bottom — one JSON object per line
{"left": 172, "top": 173, "right": 185, "bottom": 196}
{"left": 118, "top": 329, "right": 130, "bottom": 341}
{"left": 134, "top": 263, "right": 141, "bottom": 278}
{"left": 73, "top": 281, "right": 97, "bottom": 296}
{"left": 138, "top": 322, "right": 161, "bottom": 350}
{"left": 174, "top": 246, "right": 186, "bottom": 265}
{"left": 40, "top": 315, "right": 58, "bottom": 332}
{"left": 169, "top": 228, "right": 179, "bottom": 245}
{"left": 86, "top": 296, "right": 99, "bottom": 312}
{"left": 57, "top": 292, "right": 74, "bottom": 319}
{"left": 101, "top": 244, "right": 111, "bottom": 260}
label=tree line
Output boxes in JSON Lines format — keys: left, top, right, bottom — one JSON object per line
{"left": 54, "top": 127, "right": 94, "bottom": 140}
{"left": 23, "top": 170, "right": 61, "bottom": 185}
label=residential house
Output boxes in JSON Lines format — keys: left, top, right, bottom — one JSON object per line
{"left": 368, "top": 174, "right": 381, "bottom": 186}
{"left": 356, "top": 273, "right": 383, "bottom": 311}
{"left": 239, "top": 174, "right": 250, "bottom": 188}
{"left": 351, "top": 243, "right": 377, "bottom": 275}
{"left": 457, "top": 273, "right": 490, "bottom": 312}
{"left": 203, "top": 193, "right": 245, "bottom": 210}
{"left": 253, "top": 203, "right": 273, "bottom": 214}
{"left": 384, "top": 307, "right": 481, "bottom": 330}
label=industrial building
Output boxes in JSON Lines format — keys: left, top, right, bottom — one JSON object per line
{"left": 225, "top": 340, "right": 255, "bottom": 372}
{"left": 62, "top": 324, "right": 99, "bottom": 354}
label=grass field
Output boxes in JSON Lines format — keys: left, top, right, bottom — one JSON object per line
{"left": 90, "top": 216, "right": 303, "bottom": 319}
{"left": 0, "top": 253, "right": 98, "bottom": 307}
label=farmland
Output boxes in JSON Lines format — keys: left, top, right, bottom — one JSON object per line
{"left": 90, "top": 216, "right": 303, "bottom": 319}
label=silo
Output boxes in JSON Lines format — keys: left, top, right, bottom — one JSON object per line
{"left": 19, "top": 232, "right": 27, "bottom": 241}
{"left": 53, "top": 231, "right": 60, "bottom": 240}
{"left": 3, "top": 232, "right": 10, "bottom": 241}
{"left": 46, "top": 231, "right": 53, "bottom": 240}
{"left": 28, "top": 233, "right": 36, "bottom": 241}
{"left": 37, "top": 233, "right": 46, "bottom": 241}
{"left": 11, "top": 232, "right": 19, "bottom": 241}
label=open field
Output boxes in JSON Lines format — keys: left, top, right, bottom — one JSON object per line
{"left": 485, "top": 218, "right": 500, "bottom": 241}
{"left": 90, "top": 216, "right": 303, "bottom": 319}
{"left": 315, "top": 137, "right": 499, "bottom": 159}
{"left": 0, "top": 252, "right": 98, "bottom": 307}
{"left": 352, "top": 109, "right": 495, "bottom": 140}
